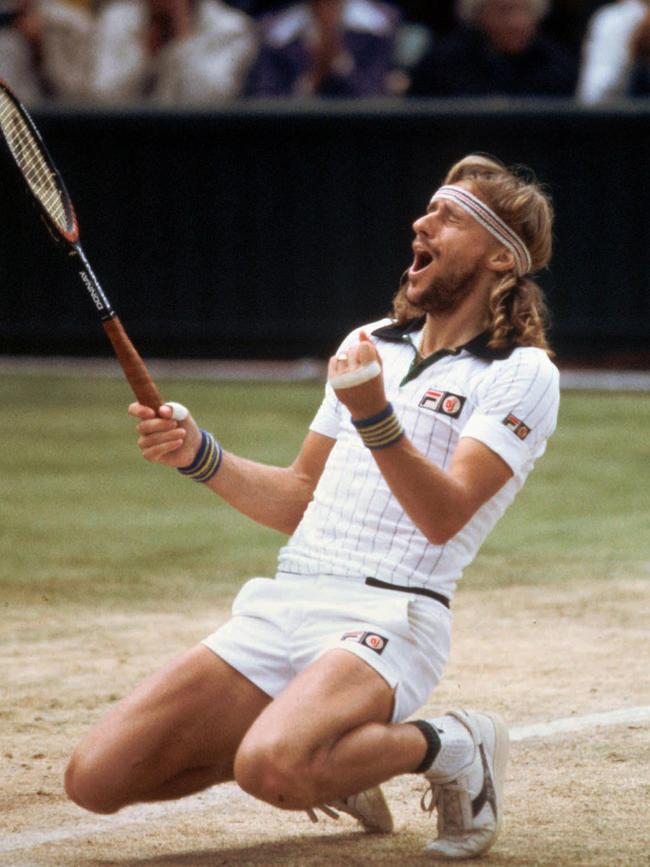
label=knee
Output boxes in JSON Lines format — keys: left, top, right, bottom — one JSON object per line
{"left": 64, "top": 750, "right": 122, "bottom": 814}
{"left": 234, "top": 737, "right": 317, "bottom": 809}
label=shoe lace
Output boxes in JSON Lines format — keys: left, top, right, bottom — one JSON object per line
{"left": 305, "top": 803, "right": 341, "bottom": 823}
{"left": 420, "top": 780, "right": 468, "bottom": 828}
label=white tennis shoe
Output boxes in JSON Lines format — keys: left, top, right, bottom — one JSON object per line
{"left": 307, "top": 785, "right": 394, "bottom": 833}
{"left": 421, "top": 709, "right": 509, "bottom": 859}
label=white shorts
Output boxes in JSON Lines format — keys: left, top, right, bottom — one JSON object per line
{"left": 202, "top": 572, "right": 453, "bottom": 722}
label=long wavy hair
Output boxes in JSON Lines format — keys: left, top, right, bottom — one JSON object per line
{"left": 392, "top": 154, "right": 554, "bottom": 353}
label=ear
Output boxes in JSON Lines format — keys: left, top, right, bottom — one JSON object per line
{"left": 486, "top": 245, "right": 515, "bottom": 274}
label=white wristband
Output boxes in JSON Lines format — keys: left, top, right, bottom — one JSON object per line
{"left": 163, "top": 401, "right": 189, "bottom": 421}
{"left": 328, "top": 360, "right": 381, "bottom": 390}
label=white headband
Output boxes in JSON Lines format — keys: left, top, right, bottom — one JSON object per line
{"left": 431, "top": 184, "right": 532, "bottom": 276}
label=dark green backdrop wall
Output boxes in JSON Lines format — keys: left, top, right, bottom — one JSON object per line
{"left": 2, "top": 100, "right": 649, "bottom": 360}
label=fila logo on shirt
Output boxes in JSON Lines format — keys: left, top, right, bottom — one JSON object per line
{"left": 419, "top": 388, "right": 467, "bottom": 419}
{"left": 340, "top": 630, "right": 389, "bottom": 655}
{"left": 502, "top": 413, "right": 532, "bottom": 440}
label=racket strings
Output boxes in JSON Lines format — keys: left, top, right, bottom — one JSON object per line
{"left": 0, "top": 95, "right": 73, "bottom": 234}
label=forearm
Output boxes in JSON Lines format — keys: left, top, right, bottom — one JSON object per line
{"left": 359, "top": 410, "right": 515, "bottom": 543}
{"left": 329, "top": 336, "right": 512, "bottom": 546}
{"left": 368, "top": 436, "right": 473, "bottom": 545}
{"left": 130, "top": 403, "right": 331, "bottom": 536}
{"left": 204, "top": 451, "right": 315, "bottom": 535}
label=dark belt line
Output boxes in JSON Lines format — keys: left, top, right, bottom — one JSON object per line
{"left": 365, "top": 576, "right": 450, "bottom": 609}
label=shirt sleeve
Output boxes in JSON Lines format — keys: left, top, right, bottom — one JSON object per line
{"left": 308, "top": 380, "right": 342, "bottom": 439}
{"left": 460, "top": 349, "right": 560, "bottom": 475}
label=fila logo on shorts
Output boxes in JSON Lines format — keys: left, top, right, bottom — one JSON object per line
{"left": 502, "top": 413, "right": 532, "bottom": 440}
{"left": 341, "top": 630, "right": 389, "bottom": 655}
{"left": 419, "top": 388, "right": 467, "bottom": 419}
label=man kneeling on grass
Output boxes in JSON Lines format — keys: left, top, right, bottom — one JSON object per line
{"left": 65, "top": 153, "right": 559, "bottom": 860}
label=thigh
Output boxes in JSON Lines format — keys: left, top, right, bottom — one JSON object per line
{"left": 239, "top": 647, "right": 394, "bottom": 761}
{"left": 70, "top": 644, "right": 271, "bottom": 796}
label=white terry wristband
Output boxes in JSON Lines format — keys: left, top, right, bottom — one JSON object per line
{"left": 328, "top": 361, "right": 381, "bottom": 390}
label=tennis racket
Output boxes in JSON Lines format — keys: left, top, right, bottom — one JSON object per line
{"left": 0, "top": 79, "right": 185, "bottom": 418}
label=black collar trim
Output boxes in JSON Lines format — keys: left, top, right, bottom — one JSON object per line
{"left": 371, "top": 317, "right": 514, "bottom": 361}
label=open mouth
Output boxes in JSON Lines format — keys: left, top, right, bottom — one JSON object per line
{"left": 411, "top": 249, "right": 434, "bottom": 274}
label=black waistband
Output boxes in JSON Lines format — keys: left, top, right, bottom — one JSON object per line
{"left": 365, "top": 577, "right": 450, "bottom": 609}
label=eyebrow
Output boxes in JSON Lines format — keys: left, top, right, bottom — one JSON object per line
{"left": 427, "top": 199, "right": 464, "bottom": 219}
{"left": 431, "top": 184, "right": 532, "bottom": 274}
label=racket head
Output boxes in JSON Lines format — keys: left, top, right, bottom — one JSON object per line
{"left": 0, "top": 80, "right": 79, "bottom": 244}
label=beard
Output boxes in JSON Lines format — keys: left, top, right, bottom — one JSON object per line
{"left": 406, "top": 260, "right": 482, "bottom": 316}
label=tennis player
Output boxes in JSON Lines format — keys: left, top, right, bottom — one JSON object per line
{"left": 65, "top": 153, "right": 559, "bottom": 859}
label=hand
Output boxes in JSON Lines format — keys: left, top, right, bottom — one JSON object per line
{"left": 128, "top": 401, "right": 202, "bottom": 468}
{"left": 328, "top": 331, "right": 388, "bottom": 420}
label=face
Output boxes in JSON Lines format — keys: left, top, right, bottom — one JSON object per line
{"left": 406, "top": 185, "right": 501, "bottom": 316}
{"left": 479, "top": 0, "right": 538, "bottom": 55}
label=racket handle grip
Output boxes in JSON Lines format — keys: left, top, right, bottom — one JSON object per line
{"left": 102, "top": 316, "right": 162, "bottom": 411}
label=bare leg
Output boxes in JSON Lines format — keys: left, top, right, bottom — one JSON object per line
{"left": 65, "top": 645, "right": 271, "bottom": 814}
{"left": 234, "top": 649, "right": 427, "bottom": 810}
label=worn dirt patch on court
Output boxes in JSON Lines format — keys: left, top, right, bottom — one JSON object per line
{"left": 1, "top": 578, "right": 649, "bottom": 866}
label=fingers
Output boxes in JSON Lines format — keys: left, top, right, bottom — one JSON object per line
{"left": 128, "top": 401, "right": 156, "bottom": 420}
{"left": 328, "top": 334, "right": 381, "bottom": 380}
{"left": 163, "top": 401, "right": 189, "bottom": 421}
{"left": 329, "top": 360, "right": 381, "bottom": 390}
{"left": 139, "top": 431, "right": 187, "bottom": 463}
{"left": 127, "top": 401, "right": 186, "bottom": 421}
{"left": 327, "top": 335, "right": 386, "bottom": 421}
{"left": 128, "top": 400, "right": 194, "bottom": 465}
{"left": 358, "top": 338, "right": 379, "bottom": 368}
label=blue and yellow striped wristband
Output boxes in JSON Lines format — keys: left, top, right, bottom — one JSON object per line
{"left": 351, "top": 402, "right": 405, "bottom": 450}
{"left": 177, "top": 429, "right": 223, "bottom": 483}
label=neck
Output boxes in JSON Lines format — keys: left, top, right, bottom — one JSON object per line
{"left": 419, "top": 291, "right": 491, "bottom": 358}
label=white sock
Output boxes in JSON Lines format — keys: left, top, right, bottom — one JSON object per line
{"left": 425, "top": 714, "right": 475, "bottom": 779}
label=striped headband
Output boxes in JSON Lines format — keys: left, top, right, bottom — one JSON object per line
{"left": 431, "top": 185, "right": 532, "bottom": 276}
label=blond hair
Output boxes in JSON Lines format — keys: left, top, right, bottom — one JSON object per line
{"left": 392, "top": 153, "right": 554, "bottom": 354}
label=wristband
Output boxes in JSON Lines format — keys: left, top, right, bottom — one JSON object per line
{"left": 351, "top": 402, "right": 405, "bottom": 450}
{"left": 177, "top": 429, "right": 223, "bottom": 483}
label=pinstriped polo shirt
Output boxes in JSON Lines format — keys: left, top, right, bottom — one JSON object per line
{"left": 276, "top": 316, "right": 560, "bottom": 600}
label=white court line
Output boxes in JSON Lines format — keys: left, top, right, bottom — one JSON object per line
{"left": 509, "top": 704, "right": 650, "bottom": 741}
{"left": 2, "top": 704, "right": 649, "bottom": 856}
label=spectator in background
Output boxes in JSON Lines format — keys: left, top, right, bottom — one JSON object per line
{"left": 409, "top": 0, "right": 579, "bottom": 97}
{"left": 577, "top": 0, "right": 650, "bottom": 102}
{"left": 38, "top": 0, "right": 92, "bottom": 101}
{"left": 39, "top": 0, "right": 257, "bottom": 104}
{"left": 0, "top": 0, "right": 45, "bottom": 103}
{"left": 246, "top": 0, "right": 402, "bottom": 97}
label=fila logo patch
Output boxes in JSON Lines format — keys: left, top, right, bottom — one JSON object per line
{"left": 419, "top": 388, "right": 466, "bottom": 419}
{"left": 502, "top": 413, "right": 532, "bottom": 440}
{"left": 341, "top": 630, "right": 389, "bottom": 655}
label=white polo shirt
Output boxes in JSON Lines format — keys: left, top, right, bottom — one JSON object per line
{"left": 276, "top": 317, "right": 560, "bottom": 600}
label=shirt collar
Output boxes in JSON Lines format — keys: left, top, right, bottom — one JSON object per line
{"left": 371, "top": 316, "right": 515, "bottom": 361}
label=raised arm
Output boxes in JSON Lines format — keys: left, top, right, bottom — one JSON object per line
{"left": 328, "top": 334, "right": 513, "bottom": 545}
{"left": 129, "top": 402, "right": 334, "bottom": 535}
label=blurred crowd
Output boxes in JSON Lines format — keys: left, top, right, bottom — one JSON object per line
{"left": 2, "top": 0, "right": 650, "bottom": 106}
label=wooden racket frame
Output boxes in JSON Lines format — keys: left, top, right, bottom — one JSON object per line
{"left": 0, "top": 79, "right": 163, "bottom": 411}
